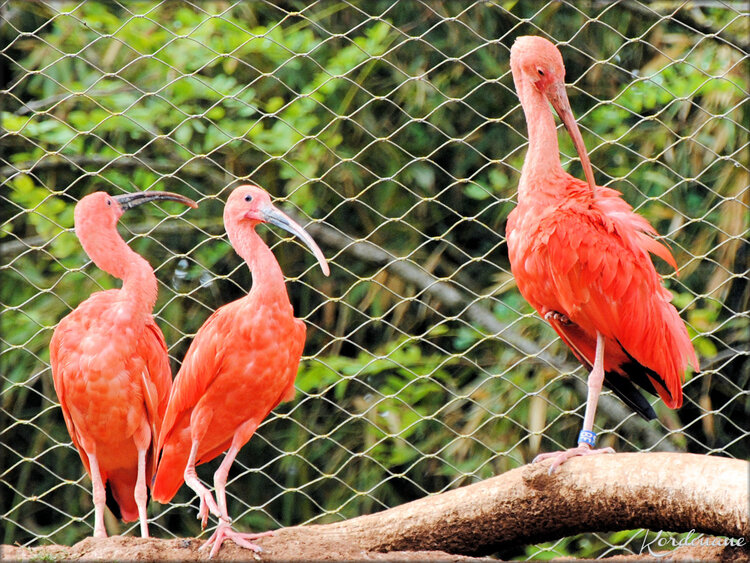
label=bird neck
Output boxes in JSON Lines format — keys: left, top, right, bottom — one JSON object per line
{"left": 229, "top": 226, "right": 288, "bottom": 297}
{"left": 79, "top": 225, "right": 158, "bottom": 313}
{"left": 516, "top": 77, "right": 566, "bottom": 203}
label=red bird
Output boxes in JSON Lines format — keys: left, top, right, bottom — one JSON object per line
{"left": 506, "top": 36, "right": 698, "bottom": 471}
{"left": 152, "top": 185, "right": 329, "bottom": 557}
{"left": 50, "top": 190, "right": 197, "bottom": 537}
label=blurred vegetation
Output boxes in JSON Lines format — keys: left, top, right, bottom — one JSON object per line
{"left": 1, "top": 1, "right": 747, "bottom": 559}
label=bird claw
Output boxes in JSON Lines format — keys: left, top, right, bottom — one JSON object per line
{"left": 196, "top": 491, "right": 220, "bottom": 530}
{"left": 534, "top": 444, "right": 615, "bottom": 474}
{"left": 199, "top": 519, "right": 273, "bottom": 559}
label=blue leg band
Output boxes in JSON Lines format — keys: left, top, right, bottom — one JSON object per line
{"left": 578, "top": 430, "right": 597, "bottom": 447}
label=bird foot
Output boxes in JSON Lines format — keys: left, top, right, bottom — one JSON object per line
{"left": 544, "top": 310, "right": 572, "bottom": 325}
{"left": 533, "top": 444, "right": 615, "bottom": 474}
{"left": 196, "top": 491, "right": 220, "bottom": 530}
{"left": 200, "top": 519, "right": 274, "bottom": 559}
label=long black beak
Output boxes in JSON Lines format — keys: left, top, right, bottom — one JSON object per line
{"left": 114, "top": 191, "right": 198, "bottom": 210}
{"left": 261, "top": 205, "right": 330, "bottom": 276}
{"left": 545, "top": 81, "right": 597, "bottom": 194}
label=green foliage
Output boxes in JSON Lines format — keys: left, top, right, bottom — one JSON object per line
{"left": 1, "top": 1, "right": 747, "bottom": 559}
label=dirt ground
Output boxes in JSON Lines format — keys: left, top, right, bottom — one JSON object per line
{"left": 1, "top": 535, "right": 497, "bottom": 562}
{"left": 2, "top": 535, "right": 747, "bottom": 561}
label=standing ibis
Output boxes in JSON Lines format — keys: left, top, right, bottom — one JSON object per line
{"left": 506, "top": 36, "right": 698, "bottom": 472}
{"left": 50, "top": 190, "right": 197, "bottom": 537}
{"left": 152, "top": 185, "right": 329, "bottom": 557}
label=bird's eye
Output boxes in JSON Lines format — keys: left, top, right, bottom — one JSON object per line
{"left": 244, "top": 194, "right": 253, "bottom": 202}
{"left": 106, "top": 199, "right": 112, "bottom": 206}
{"left": 537, "top": 68, "right": 545, "bottom": 76}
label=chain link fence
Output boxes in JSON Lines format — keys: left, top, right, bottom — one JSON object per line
{"left": 1, "top": 1, "right": 748, "bottom": 559}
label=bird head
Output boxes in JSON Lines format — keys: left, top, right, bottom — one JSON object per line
{"left": 72, "top": 190, "right": 197, "bottom": 283}
{"left": 74, "top": 190, "right": 197, "bottom": 239}
{"left": 224, "top": 184, "right": 330, "bottom": 276}
{"left": 510, "top": 35, "right": 596, "bottom": 192}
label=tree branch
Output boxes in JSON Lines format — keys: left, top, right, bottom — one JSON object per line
{"left": 0, "top": 155, "right": 217, "bottom": 183}
{"left": 0, "top": 221, "right": 222, "bottom": 258}
{"left": 298, "top": 217, "right": 680, "bottom": 451}
{"left": 268, "top": 453, "right": 747, "bottom": 557}
{"left": 601, "top": 1, "right": 750, "bottom": 53}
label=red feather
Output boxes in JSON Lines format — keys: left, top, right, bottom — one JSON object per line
{"left": 508, "top": 175, "right": 698, "bottom": 412}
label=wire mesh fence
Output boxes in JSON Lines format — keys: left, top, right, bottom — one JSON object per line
{"left": 1, "top": 1, "right": 748, "bottom": 559}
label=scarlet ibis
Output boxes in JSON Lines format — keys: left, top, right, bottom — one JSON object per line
{"left": 506, "top": 36, "right": 698, "bottom": 471}
{"left": 50, "top": 190, "right": 197, "bottom": 537}
{"left": 152, "top": 184, "right": 329, "bottom": 557}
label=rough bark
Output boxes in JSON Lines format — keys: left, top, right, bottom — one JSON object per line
{"left": 269, "top": 452, "right": 748, "bottom": 556}
{"left": 297, "top": 217, "right": 680, "bottom": 451}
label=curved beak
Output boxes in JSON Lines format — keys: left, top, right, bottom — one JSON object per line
{"left": 261, "top": 205, "right": 330, "bottom": 276}
{"left": 114, "top": 191, "right": 198, "bottom": 210}
{"left": 545, "top": 81, "right": 597, "bottom": 194}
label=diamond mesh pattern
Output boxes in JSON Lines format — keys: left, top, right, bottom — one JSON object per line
{"left": 1, "top": 1, "right": 748, "bottom": 558}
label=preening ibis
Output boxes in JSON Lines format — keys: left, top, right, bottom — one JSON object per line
{"left": 506, "top": 36, "right": 698, "bottom": 472}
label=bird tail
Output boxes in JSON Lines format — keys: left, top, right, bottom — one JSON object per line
{"left": 105, "top": 482, "right": 122, "bottom": 520}
{"left": 151, "top": 438, "right": 190, "bottom": 504}
{"left": 105, "top": 468, "right": 141, "bottom": 522}
{"left": 603, "top": 368, "right": 657, "bottom": 421}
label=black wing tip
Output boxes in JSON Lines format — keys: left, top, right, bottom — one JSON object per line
{"left": 606, "top": 339, "right": 677, "bottom": 420}
{"left": 604, "top": 369, "right": 658, "bottom": 421}
{"left": 104, "top": 481, "right": 122, "bottom": 520}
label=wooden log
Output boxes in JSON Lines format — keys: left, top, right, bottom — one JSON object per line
{"left": 269, "top": 452, "right": 748, "bottom": 556}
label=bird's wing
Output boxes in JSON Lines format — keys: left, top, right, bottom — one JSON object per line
{"left": 157, "top": 297, "right": 301, "bottom": 458}
{"left": 538, "top": 187, "right": 696, "bottom": 408}
{"left": 49, "top": 317, "right": 92, "bottom": 475}
{"left": 141, "top": 320, "right": 172, "bottom": 420}
{"left": 277, "top": 318, "right": 306, "bottom": 405}
{"left": 157, "top": 307, "right": 227, "bottom": 451}
{"left": 140, "top": 319, "right": 172, "bottom": 475}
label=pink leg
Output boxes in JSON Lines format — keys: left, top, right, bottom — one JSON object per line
{"left": 85, "top": 452, "right": 107, "bottom": 538}
{"left": 183, "top": 439, "right": 220, "bottom": 529}
{"left": 133, "top": 422, "right": 151, "bottom": 537}
{"left": 534, "top": 331, "right": 615, "bottom": 473}
{"left": 200, "top": 421, "right": 273, "bottom": 558}
{"left": 135, "top": 447, "right": 150, "bottom": 537}
{"left": 213, "top": 443, "right": 240, "bottom": 522}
